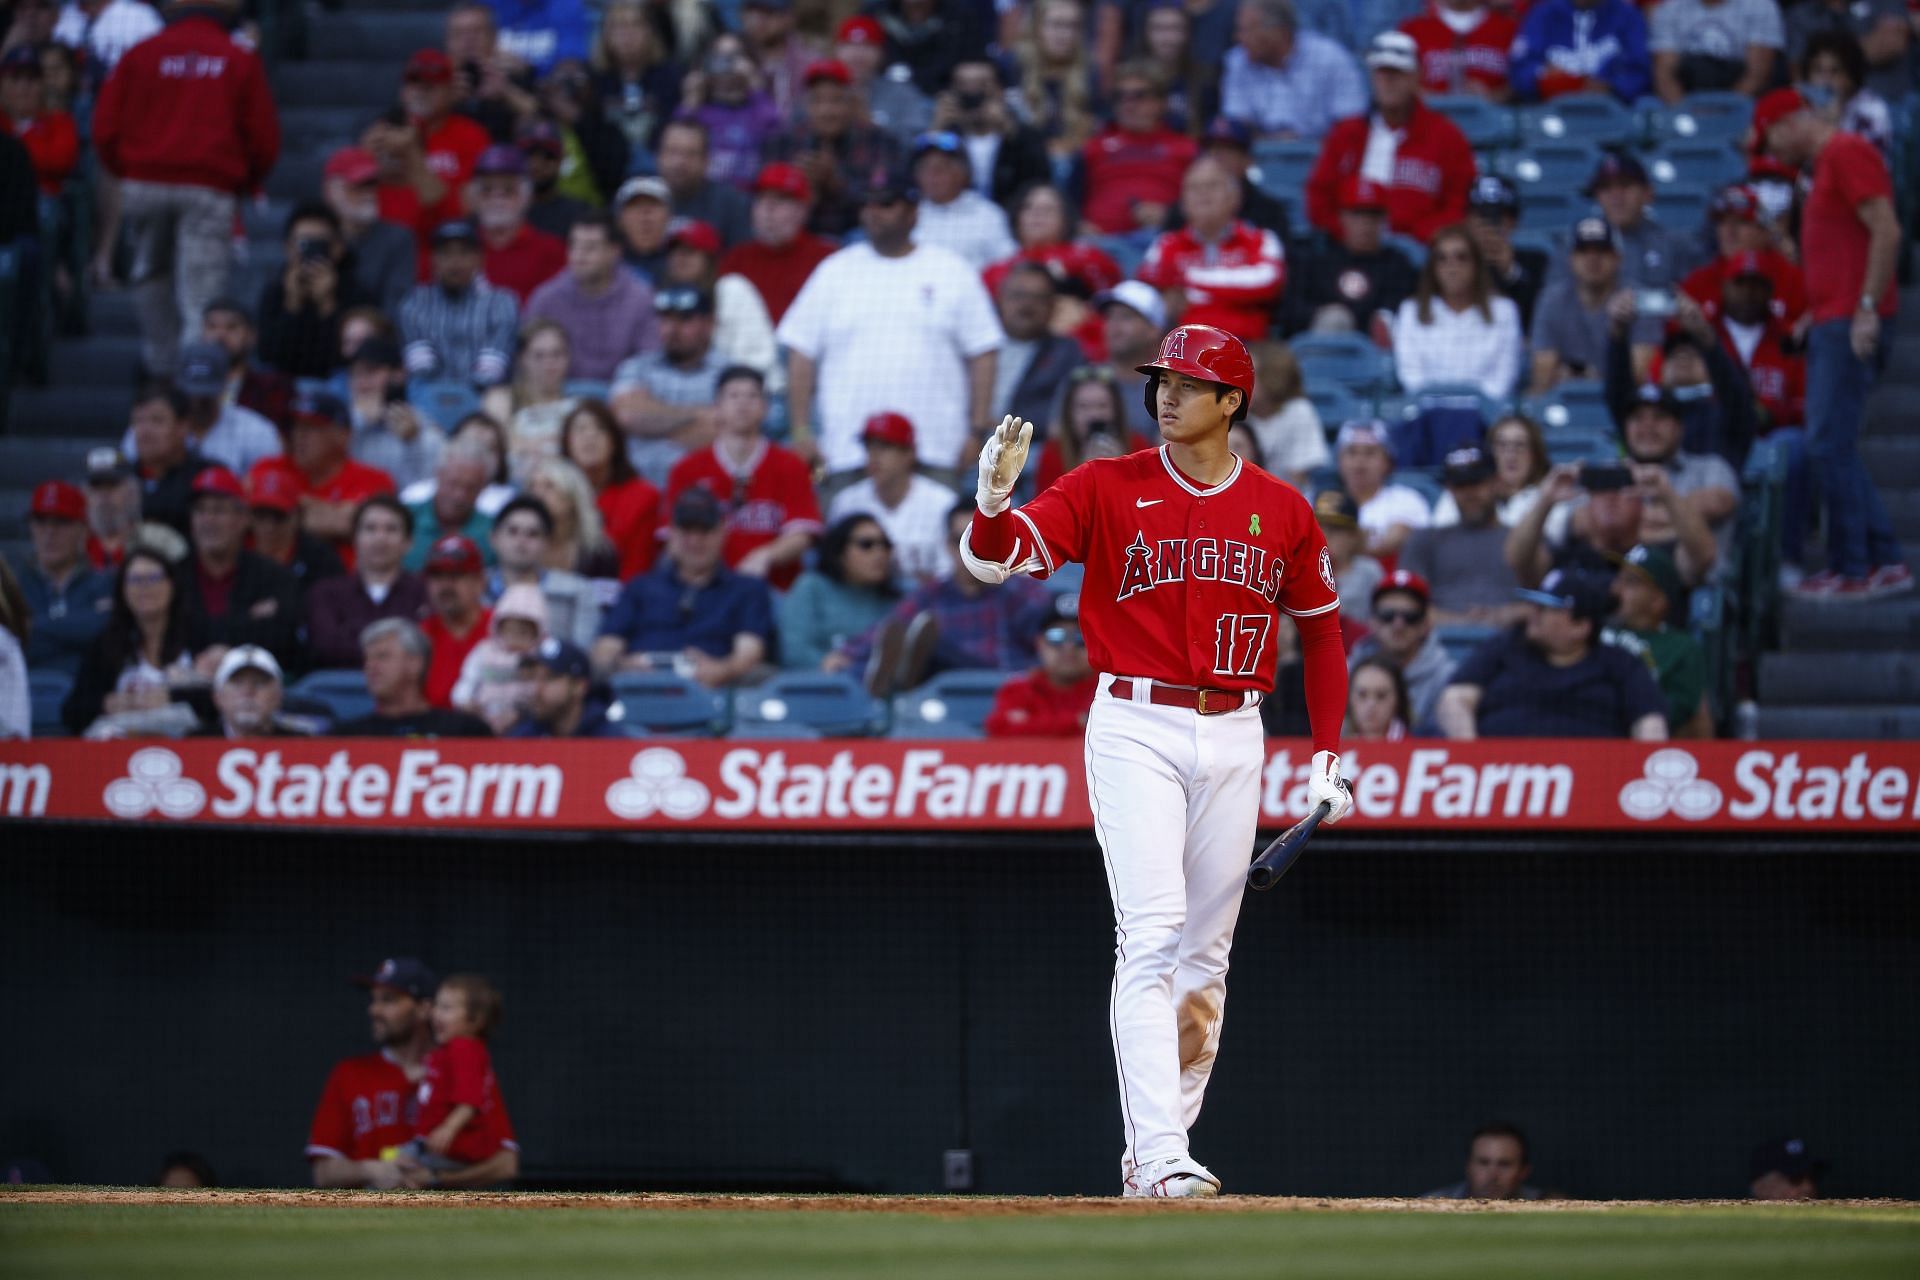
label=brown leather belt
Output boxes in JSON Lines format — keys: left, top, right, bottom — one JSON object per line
{"left": 1107, "top": 678, "right": 1247, "bottom": 716}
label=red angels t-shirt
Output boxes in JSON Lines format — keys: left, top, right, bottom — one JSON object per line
{"left": 306, "top": 1051, "right": 419, "bottom": 1163}
{"left": 1011, "top": 446, "right": 1338, "bottom": 692}
{"left": 247, "top": 456, "right": 396, "bottom": 569}
{"left": 415, "top": 1035, "right": 510, "bottom": 1165}
{"left": 1802, "top": 131, "right": 1897, "bottom": 323}
{"left": 664, "top": 440, "right": 824, "bottom": 591}
{"left": 422, "top": 609, "right": 492, "bottom": 707}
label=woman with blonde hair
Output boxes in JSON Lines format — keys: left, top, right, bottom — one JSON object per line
{"left": 1011, "top": 0, "right": 1102, "bottom": 168}
{"left": 484, "top": 320, "right": 579, "bottom": 482}
{"left": 1391, "top": 225, "right": 1523, "bottom": 401}
{"left": 525, "top": 455, "right": 620, "bottom": 581}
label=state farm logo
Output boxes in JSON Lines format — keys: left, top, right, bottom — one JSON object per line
{"left": 606, "top": 748, "right": 710, "bottom": 821}
{"left": 104, "top": 748, "right": 206, "bottom": 820}
{"left": 1619, "top": 748, "right": 1723, "bottom": 821}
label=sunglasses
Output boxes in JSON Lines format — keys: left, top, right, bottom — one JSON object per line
{"left": 1070, "top": 365, "right": 1115, "bottom": 384}
{"left": 1041, "top": 626, "right": 1083, "bottom": 647}
{"left": 850, "top": 536, "right": 891, "bottom": 551}
{"left": 1373, "top": 607, "right": 1426, "bottom": 626}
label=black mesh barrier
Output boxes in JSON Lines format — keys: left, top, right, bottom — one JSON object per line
{"left": 2, "top": 823, "right": 1916, "bottom": 1199}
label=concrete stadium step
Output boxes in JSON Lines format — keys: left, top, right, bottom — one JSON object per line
{"left": 308, "top": 11, "right": 448, "bottom": 60}
{"left": 1861, "top": 436, "right": 1920, "bottom": 487}
{"left": 280, "top": 105, "right": 372, "bottom": 151}
{"left": 1865, "top": 384, "right": 1920, "bottom": 433}
{"left": 272, "top": 60, "right": 402, "bottom": 113}
{"left": 265, "top": 152, "right": 328, "bottom": 203}
{"left": 47, "top": 334, "right": 143, "bottom": 387}
{"left": 1754, "top": 704, "right": 1920, "bottom": 739}
{"left": 1758, "top": 651, "right": 1920, "bottom": 704}
{"left": 0, "top": 435, "right": 114, "bottom": 481}
{"left": 7, "top": 385, "right": 132, "bottom": 439}
{"left": 1781, "top": 593, "right": 1920, "bottom": 651}
{"left": 0, "top": 488, "right": 33, "bottom": 536}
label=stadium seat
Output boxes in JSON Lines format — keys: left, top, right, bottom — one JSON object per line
{"left": 1426, "top": 94, "right": 1517, "bottom": 150}
{"left": 1543, "top": 428, "right": 1621, "bottom": 464}
{"left": 1647, "top": 143, "right": 1745, "bottom": 193}
{"left": 1513, "top": 191, "right": 1590, "bottom": 234}
{"left": 1382, "top": 232, "right": 1426, "bottom": 269}
{"left": 1375, "top": 385, "right": 1501, "bottom": 468}
{"left": 1522, "top": 381, "right": 1614, "bottom": 433}
{"left": 1306, "top": 384, "right": 1370, "bottom": 432}
{"left": 409, "top": 380, "right": 479, "bottom": 426}
{"left": 1496, "top": 144, "right": 1594, "bottom": 189}
{"left": 1436, "top": 624, "right": 1498, "bottom": 667}
{"left": 1293, "top": 333, "right": 1395, "bottom": 394}
{"left": 1519, "top": 95, "right": 1636, "bottom": 148}
{"left": 28, "top": 670, "right": 70, "bottom": 738}
{"left": 1391, "top": 468, "right": 1444, "bottom": 511}
{"left": 1647, "top": 185, "right": 1712, "bottom": 233}
{"left": 1251, "top": 139, "right": 1319, "bottom": 188}
{"left": 288, "top": 669, "right": 375, "bottom": 726}
{"left": 1645, "top": 92, "right": 1753, "bottom": 147}
{"left": 608, "top": 671, "right": 730, "bottom": 736}
{"left": 732, "top": 672, "right": 889, "bottom": 738}
{"left": 891, "top": 670, "right": 1012, "bottom": 739}
{"left": 1508, "top": 228, "right": 1557, "bottom": 261}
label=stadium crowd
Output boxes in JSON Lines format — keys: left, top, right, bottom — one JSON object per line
{"left": 1, "top": 0, "right": 1913, "bottom": 743}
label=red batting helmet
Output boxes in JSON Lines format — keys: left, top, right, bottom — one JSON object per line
{"left": 1134, "top": 324, "right": 1255, "bottom": 423}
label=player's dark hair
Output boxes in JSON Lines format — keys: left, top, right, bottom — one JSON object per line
{"left": 1141, "top": 374, "right": 1250, "bottom": 428}
{"left": 1471, "top": 1122, "right": 1530, "bottom": 1165}
{"left": 353, "top": 493, "right": 414, "bottom": 540}
{"left": 440, "top": 972, "right": 503, "bottom": 1039}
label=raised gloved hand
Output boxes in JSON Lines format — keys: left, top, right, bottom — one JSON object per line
{"left": 1309, "top": 750, "right": 1353, "bottom": 824}
{"left": 975, "top": 414, "right": 1033, "bottom": 517}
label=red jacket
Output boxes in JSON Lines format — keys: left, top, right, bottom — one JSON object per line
{"left": 1080, "top": 125, "right": 1200, "bottom": 236}
{"left": 1401, "top": 7, "right": 1519, "bottom": 96}
{"left": 2, "top": 110, "right": 80, "bottom": 195}
{"left": 1305, "top": 101, "right": 1474, "bottom": 243}
{"left": 482, "top": 223, "right": 567, "bottom": 305}
{"left": 1680, "top": 249, "right": 1808, "bottom": 329}
{"left": 1137, "top": 220, "right": 1286, "bottom": 342}
{"left": 92, "top": 14, "right": 279, "bottom": 194}
{"left": 983, "top": 669, "right": 1099, "bottom": 738}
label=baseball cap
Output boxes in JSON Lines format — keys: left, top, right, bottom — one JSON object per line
{"left": 175, "top": 342, "right": 228, "bottom": 398}
{"left": 911, "top": 131, "right": 966, "bottom": 163}
{"left": 1372, "top": 567, "right": 1430, "bottom": 607}
{"left": 1441, "top": 445, "right": 1495, "bottom": 487}
{"left": 1201, "top": 117, "right": 1253, "bottom": 151}
{"left": 1571, "top": 216, "right": 1620, "bottom": 252}
{"left": 803, "top": 58, "right": 851, "bottom": 87}
{"left": 247, "top": 467, "right": 300, "bottom": 513}
{"left": 520, "top": 635, "right": 591, "bottom": 679}
{"left": 189, "top": 466, "right": 247, "bottom": 503}
{"left": 1335, "top": 418, "right": 1395, "bottom": 457}
{"left": 615, "top": 175, "right": 670, "bottom": 207}
{"left": 1750, "top": 88, "right": 1809, "bottom": 146}
{"left": 1313, "top": 488, "right": 1360, "bottom": 530}
{"left": 859, "top": 173, "right": 917, "bottom": 205}
{"left": 1616, "top": 542, "right": 1684, "bottom": 602}
{"left": 1096, "top": 279, "right": 1167, "bottom": 330}
{"left": 671, "top": 486, "right": 726, "bottom": 530}
{"left": 348, "top": 335, "right": 404, "bottom": 369}
{"left": 431, "top": 219, "right": 480, "bottom": 248}
{"left": 666, "top": 219, "right": 722, "bottom": 256}
{"left": 289, "top": 388, "right": 350, "bottom": 428}
{"left": 836, "top": 15, "right": 884, "bottom": 46}
{"left": 352, "top": 956, "right": 438, "bottom": 999}
{"left": 1726, "top": 249, "right": 1771, "bottom": 281}
{"left": 425, "top": 533, "right": 484, "bottom": 576}
{"left": 323, "top": 146, "right": 380, "bottom": 185}
{"left": 1339, "top": 174, "right": 1387, "bottom": 212}
{"left": 1629, "top": 381, "right": 1684, "bottom": 418}
{"left": 517, "top": 119, "right": 564, "bottom": 157}
{"left": 1039, "top": 592, "right": 1083, "bottom": 641}
{"left": 1711, "top": 183, "right": 1761, "bottom": 223}
{"left": 29, "top": 480, "right": 86, "bottom": 522}
{"left": 861, "top": 411, "right": 916, "bottom": 450}
{"left": 1516, "top": 567, "right": 1614, "bottom": 624}
{"left": 1469, "top": 174, "right": 1519, "bottom": 215}
{"left": 86, "top": 446, "right": 133, "bottom": 485}
{"left": 1749, "top": 1137, "right": 1826, "bottom": 1183}
{"left": 214, "top": 644, "right": 283, "bottom": 689}
{"left": 1364, "top": 30, "right": 1418, "bottom": 73}
{"left": 472, "top": 144, "right": 527, "bottom": 178}
{"left": 1585, "top": 150, "right": 1648, "bottom": 194}
{"left": 655, "top": 284, "right": 713, "bottom": 316}
{"left": 753, "top": 162, "right": 812, "bottom": 203}
{"left": 403, "top": 49, "right": 453, "bottom": 84}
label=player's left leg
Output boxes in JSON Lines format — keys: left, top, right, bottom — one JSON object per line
{"left": 1172, "top": 705, "right": 1267, "bottom": 1132}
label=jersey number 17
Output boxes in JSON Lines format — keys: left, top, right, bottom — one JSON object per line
{"left": 1213, "top": 613, "right": 1273, "bottom": 678}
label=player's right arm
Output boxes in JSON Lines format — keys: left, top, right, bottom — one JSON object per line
{"left": 963, "top": 415, "right": 1091, "bottom": 582}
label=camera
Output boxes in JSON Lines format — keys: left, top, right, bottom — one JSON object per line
{"left": 956, "top": 89, "right": 988, "bottom": 112}
{"left": 295, "top": 237, "right": 331, "bottom": 265}
{"left": 1634, "top": 288, "right": 1677, "bottom": 319}
{"left": 1579, "top": 463, "right": 1634, "bottom": 492}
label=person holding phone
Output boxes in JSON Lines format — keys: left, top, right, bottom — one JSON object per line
{"left": 256, "top": 204, "right": 374, "bottom": 380}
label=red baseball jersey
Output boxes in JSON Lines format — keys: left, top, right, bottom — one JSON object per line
{"left": 416, "top": 1035, "right": 512, "bottom": 1165}
{"left": 1136, "top": 221, "right": 1286, "bottom": 343}
{"left": 1401, "top": 7, "right": 1519, "bottom": 96}
{"left": 1011, "top": 447, "right": 1339, "bottom": 693}
{"left": 665, "top": 440, "right": 824, "bottom": 591}
{"left": 306, "top": 1051, "right": 420, "bottom": 1163}
{"left": 1680, "top": 248, "right": 1807, "bottom": 328}
{"left": 247, "top": 456, "right": 396, "bottom": 569}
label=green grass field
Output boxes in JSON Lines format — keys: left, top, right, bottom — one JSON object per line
{"left": 4, "top": 1195, "right": 1919, "bottom": 1280}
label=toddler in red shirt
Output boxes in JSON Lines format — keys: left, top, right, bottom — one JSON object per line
{"left": 405, "top": 973, "right": 510, "bottom": 1175}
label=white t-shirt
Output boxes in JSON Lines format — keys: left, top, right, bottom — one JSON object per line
{"left": 54, "top": 0, "right": 162, "bottom": 73}
{"left": 828, "top": 474, "right": 960, "bottom": 583}
{"left": 912, "top": 191, "right": 1018, "bottom": 271}
{"left": 778, "top": 243, "right": 1004, "bottom": 475}
{"left": 1357, "top": 483, "right": 1432, "bottom": 539}
{"left": 1247, "top": 397, "right": 1329, "bottom": 481}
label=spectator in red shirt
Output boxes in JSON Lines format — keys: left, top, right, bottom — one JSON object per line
{"left": 401, "top": 972, "right": 516, "bottom": 1184}
{"left": 363, "top": 49, "right": 492, "bottom": 258}
{"left": 420, "top": 534, "right": 491, "bottom": 707}
{"left": 245, "top": 465, "right": 344, "bottom": 598}
{"left": 716, "top": 163, "right": 836, "bottom": 324}
{"left": 982, "top": 182, "right": 1124, "bottom": 358}
{"left": 91, "top": 0, "right": 280, "bottom": 378}
{"left": 983, "top": 595, "right": 1097, "bottom": 736}
{"left": 1305, "top": 32, "right": 1474, "bottom": 245}
{"left": 1079, "top": 61, "right": 1198, "bottom": 237}
{"left": 308, "top": 957, "right": 436, "bottom": 1189}
{"left": 1680, "top": 185, "right": 1807, "bottom": 329}
{"left": 561, "top": 399, "right": 661, "bottom": 580}
{"left": 1708, "top": 253, "right": 1805, "bottom": 431}
{"left": 249, "top": 390, "right": 397, "bottom": 565}
{"left": 1137, "top": 155, "right": 1286, "bottom": 341}
{"left": 0, "top": 45, "right": 77, "bottom": 195}
{"left": 1401, "top": 0, "right": 1518, "bottom": 100}
{"left": 468, "top": 144, "right": 567, "bottom": 305}
{"left": 664, "top": 365, "right": 822, "bottom": 590}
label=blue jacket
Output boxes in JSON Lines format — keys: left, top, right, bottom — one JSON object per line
{"left": 486, "top": 0, "right": 591, "bottom": 76}
{"left": 1509, "top": 0, "right": 1652, "bottom": 103}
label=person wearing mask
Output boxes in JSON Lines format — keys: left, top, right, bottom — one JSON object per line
{"left": 321, "top": 146, "right": 418, "bottom": 314}
{"left": 525, "top": 212, "right": 659, "bottom": 383}
{"left": 305, "top": 495, "right": 429, "bottom": 670}
{"left": 179, "top": 467, "right": 302, "bottom": 670}
{"left": 399, "top": 220, "right": 520, "bottom": 388}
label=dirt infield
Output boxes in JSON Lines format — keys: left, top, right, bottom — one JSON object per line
{"left": 4, "top": 1189, "right": 1915, "bottom": 1216}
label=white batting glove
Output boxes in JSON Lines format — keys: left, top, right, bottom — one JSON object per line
{"left": 975, "top": 414, "right": 1033, "bottom": 517}
{"left": 1309, "top": 750, "right": 1353, "bottom": 824}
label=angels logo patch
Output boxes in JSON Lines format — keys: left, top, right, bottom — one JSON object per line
{"left": 1318, "top": 547, "right": 1337, "bottom": 592}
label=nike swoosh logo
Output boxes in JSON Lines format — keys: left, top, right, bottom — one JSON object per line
{"left": 1136, "top": 498, "right": 1164, "bottom": 508}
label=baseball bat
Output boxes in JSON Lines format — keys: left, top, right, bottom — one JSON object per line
{"left": 1246, "top": 800, "right": 1332, "bottom": 891}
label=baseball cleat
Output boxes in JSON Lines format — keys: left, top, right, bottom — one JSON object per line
{"left": 1122, "top": 1155, "right": 1221, "bottom": 1198}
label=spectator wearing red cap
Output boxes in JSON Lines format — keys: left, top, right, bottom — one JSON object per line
{"left": 256, "top": 202, "right": 377, "bottom": 381}
{"left": 1680, "top": 186, "right": 1808, "bottom": 332}
{"left": 928, "top": 58, "right": 1053, "bottom": 208}
{"left": 1400, "top": 0, "right": 1518, "bottom": 100}
{"left": 716, "top": 164, "right": 837, "bottom": 324}
{"left": 659, "top": 217, "right": 778, "bottom": 387}
{"left": 420, "top": 534, "right": 492, "bottom": 707}
{"left": 245, "top": 466, "right": 345, "bottom": 599}
{"left": 983, "top": 597, "right": 1097, "bottom": 738}
{"left": 1304, "top": 32, "right": 1473, "bottom": 245}
{"left": 825, "top": 413, "right": 960, "bottom": 584}
{"left": 1079, "top": 62, "right": 1199, "bottom": 238}
{"left": 306, "top": 496, "right": 430, "bottom": 670}
{"left": 664, "top": 366, "right": 822, "bottom": 590}
{"left": 363, "top": 50, "right": 493, "bottom": 253}
{"left": 679, "top": 31, "right": 785, "bottom": 190}
{"left": 249, "top": 391, "right": 398, "bottom": 566}
{"left": 1280, "top": 175, "right": 1418, "bottom": 336}
{"left": 90, "top": 0, "right": 279, "bottom": 379}
{"left": 323, "top": 146, "right": 419, "bottom": 316}
{"left": 1137, "top": 155, "right": 1286, "bottom": 342}
{"left": 126, "top": 383, "right": 214, "bottom": 536}
{"left": 180, "top": 467, "right": 303, "bottom": 671}
{"left": 0, "top": 43, "right": 78, "bottom": 196}
{"left": 1756, "top": 86, "right": 1909, "bottom": 601}
{"left": 761, "top": 58, "right": 905, "bottom": 238}
{"left": 466, "top": 145, "right": 567, "bottom": 305}
{"left": 1346, "top": 568, "right": 1457, "bottom": 726}
{"left": 655, "top": 118, "right": 750, "bottom": 248}
{"left": 16, "top": 480, "right": 113, "bottom": 676}
{"left": 833, "top": 14, "right": 932, "bottom": 146}
{"left": 525, "top": 211, "right": 660, "bottom": 382}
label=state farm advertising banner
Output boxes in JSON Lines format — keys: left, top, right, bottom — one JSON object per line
{"left": 3, "top": 740, "right": 1920, "bottom": 832}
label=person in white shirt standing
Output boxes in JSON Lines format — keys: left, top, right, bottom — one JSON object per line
{"left": 778, "top": 175, "right": 1003, "bottom": 482}
{"left": 906, "top": 131, "right": 1016, "bottom": 269}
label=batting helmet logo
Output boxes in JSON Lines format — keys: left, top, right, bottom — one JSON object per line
{"left": 1161, "top": 328, "right": 1188, "bottom": 361}
{"left": 1134, "top": 324, "right": 1255, "bottom": 423}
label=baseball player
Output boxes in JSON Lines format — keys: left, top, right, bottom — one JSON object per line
{"left": 963, "top": 324, "right": 1353, "bottom": 1197}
